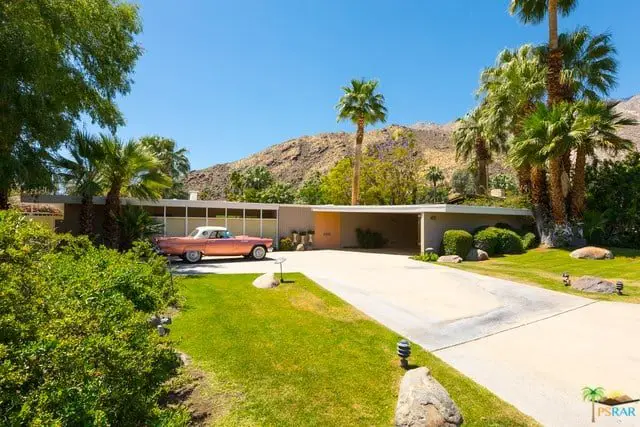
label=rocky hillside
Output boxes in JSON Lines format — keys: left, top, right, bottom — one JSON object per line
{"left": 185, "top": 95, "right": 640, "bottom": 199}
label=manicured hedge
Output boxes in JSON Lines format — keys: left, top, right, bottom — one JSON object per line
{"left": 0, "top": 210, "right": 184, "bottom": 425}
{"left": 473, "top": 227, "right": 524, "bottom": 256}
{"left": 442, "top": 229, "right": 473, "bottom": 257}
{"left": 522, "top": 232, "right": 538, "bottom": 250}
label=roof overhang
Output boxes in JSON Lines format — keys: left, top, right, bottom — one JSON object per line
{"left": 312, "top": 204, "right": 532, "bottom": 216}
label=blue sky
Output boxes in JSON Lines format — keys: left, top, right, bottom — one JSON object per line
{"left": 97, "top": 0, "right": 640, "bottom": 170}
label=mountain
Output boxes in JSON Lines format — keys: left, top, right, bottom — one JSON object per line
{"left": 185, "top": 95, "right": 640, "bottom": 199}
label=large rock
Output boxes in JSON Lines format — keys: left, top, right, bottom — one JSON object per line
{"left": 295, "top": 243, "right": 305, "bottom": 251}
{"left": 465, "top": 248, "right": 489, "bottom": 262}
{"left": 570, "top": 246, "right": 614, "bottom": 260}
{"left": 252, "top": 272, "right": 279, "bottom": 289}
{"left": 395, "top": 367, "right": 463, "bottom": 427}
{"left": 437, "top": 255, "right": 462, "bottom": 264}
{"left": 571, "top": 276, "right": 616, "bottom": 294}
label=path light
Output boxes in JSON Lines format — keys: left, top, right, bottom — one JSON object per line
{"left": 397, "top": 339, "right": 411, "bottom": 369}
{"left": 562, "top": 272, "right": 571, "bottom": 287}
{"left": 157, "top": 324, "right": 167, "bottom": 336}
{"left": 275, "top": 257, "right": 287, "bottom": 283}
{"left": 616, "top": 281, "right": 624, "bottom": 295}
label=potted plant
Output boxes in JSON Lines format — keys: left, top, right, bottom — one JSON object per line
{"left": 291, "top": 230, "right": 299, "bottom": 244}
{"left": 299, "top": 230, "right": 307, "bottom": 245}
{"left": 307, "top": 230, "right": 315, "bottom": 244}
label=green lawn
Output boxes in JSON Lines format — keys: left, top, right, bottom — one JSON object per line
{"left": 171, "top": 273, "right": 538, "bottom": 426}
{"left": 447, "top": 247, "right": 640, "bottom": 303}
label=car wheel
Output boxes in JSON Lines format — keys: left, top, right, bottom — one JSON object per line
{"left": 183, "top": 250, "right": 202, "bottom": 263}
{"left": 251, "top": 245, "right": 267, "bottom": 260}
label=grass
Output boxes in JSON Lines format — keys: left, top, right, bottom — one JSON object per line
{"left": 170, "top": 273, "right": 538, "bottom": 426}
{"left": 446, "top": 247, "right": 640, "bottom": 303}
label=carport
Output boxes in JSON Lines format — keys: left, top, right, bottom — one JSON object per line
{"left": 311, "top": 204, "right": 533, "bottom": 254}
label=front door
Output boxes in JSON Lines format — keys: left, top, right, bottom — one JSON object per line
{"left": 314, "top": 212, "right": 341, "bottom": 248}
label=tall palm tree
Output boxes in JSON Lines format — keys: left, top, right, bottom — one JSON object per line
{"left": 425, "top": 166, "right": 444, "bottom": 201}
{"left": 55, "top": 132, "right": 104, "bottom": 236}
{"left": 569, "top": 101, "right": 636, "bottom": 219}
{"left": 453, "top": 105, "right": 505, "bottom": 195}
{"left": 510, "top": 0, "right": 579, "bottom": 105}
{"left": 510, "top": 103, "right": 574, "bottom": 224}
{"left": 99, "top": 136, "right": 171, "bottom": 249}
{"left": 581, "top": 386, "right": 605, "bottom": 423}
{"left": 336, "top": 79, "right": 387, "bottom": 205}
{"left": 480, "top": 44, "right": 546, "bottom": 194}
{"left": 139, "top": 135, "right": 190, "bottom": 198}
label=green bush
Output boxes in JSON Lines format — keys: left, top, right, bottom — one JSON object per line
{"left": 522, "top": 232, "right": 538, "bottom": 250}
{"left": 473, "top": 227, "right": 524, "bottom": 256}
{"left": 279, "top": 237, "right": 294, "bottom": 251}
{"left": 355, "top": 228, "right": 387, "bottom": 249}
{"left": 410, "top": 253, "right": 438, "bottom": 262}
{"left": 0, "top": 210, "right": 183, "bottom": 425}
{"left": 442, "top": 230, "right": 473, "bottom": 257}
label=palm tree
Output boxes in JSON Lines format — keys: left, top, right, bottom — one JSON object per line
{"left": 453, "top": 105, "right": 505, "bottom": 195}
{"left": 480, "top": 44, "right": 546, "bottom": 194}
{"left": 426, "top": 166, "right": 444, "bottom": 197}
{"left": 510, "top": 103, "right": 574, "bottom": 224}
{"left": 139, "top": 136, "right": 190, "bottom": 198}
{"left": 55, "top": 132, "right": 104, "bottom": 236}
{"left": 510, "top": 0, "right": 579, "bottom": 105}
{"left": 336, "top": 79, "right": 387, "bottom": 205}
{"left": 581, "top": 386, "right": 605, "bottom": 423}
{"left": 99, "top": 136, "right": 171, "bottom": 249}
{"left": 569, "top": 101, "right": 636, "bottom": 219}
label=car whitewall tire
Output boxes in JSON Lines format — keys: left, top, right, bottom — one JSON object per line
{"left": 184, "top": 250, "right": 202, "bottom": 263}
{"left": 251, "top": 246, "right": 266, "bottom": 260}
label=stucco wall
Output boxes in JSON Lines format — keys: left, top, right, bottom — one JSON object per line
{"left": 277, "top": 206, "right": 315, "bottom": 241}
{"left": 339, "top": 212, "right": 420, "bottom": 249}
{"left": 420, "top": 212, "right": 531, "bottom": 253}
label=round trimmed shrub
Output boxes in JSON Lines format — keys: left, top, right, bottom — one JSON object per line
{"left": 522, "top": 232, "right": 538, "bottom": 250}
{"left": 473, "top": 227, "right": 500, "bottom": 255}
{"left": 442, "top": 229, "right": 473, "bottom": 258}
{"left": 474, "top": 227, "right": 525, "bottom": 255}
{"left": 498, "top": 228, "right": 525, "bottom": 254}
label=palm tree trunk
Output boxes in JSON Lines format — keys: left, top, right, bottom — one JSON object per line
{"left": 549, "top": 157, "right": 566, "bottom": 224}
{"left": 517, "top": 164, "right": 532, "bottom": 194}
{"left": 571, "top": 147, "right": 587, "bottom": 220}
{"left": 547, "top": 0, "right": 563, "bottom": 106}
{"left": 475, "top": 137, "right": 489, "bottom": 195}
{"left": 591, "top": 402, "right": 595, "bottom": 423}
{"left": 531, "top": 166, "right": 548, "bottom": 207}
{"left": 79, "top": 194, "right": 94, "bottom": 236}
{"left": 0, "top": 187, "right": 9, "bottom": 210}
{"left": 104, "top": 185, "right": 121, "bottom": 249}
{"left": 351, "top": 119, "right": 365, "bottom": 205}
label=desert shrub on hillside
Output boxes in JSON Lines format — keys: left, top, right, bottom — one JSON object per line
{"left": 0, "top": 210, "right": 183, "bottom": 425}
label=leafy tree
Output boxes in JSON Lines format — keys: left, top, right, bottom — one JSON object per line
{"left": 0, "top": 0, "right": 142, "bottom": 208}
{"left": 320, "top": 158, "right": 353, "bottom": 205}
{"left": 581, "top": 387, "right": 605, "bottom": 423}
{"left": 99, "top": 136, "right": 171, "bottom": 249}
{"left": 258, "top": 182, "right": 295, "bottom": 204}
{"left": 569, "top": 100, "right": 635, "bottom": 218}
{"left": 336, "top": 79, "right": 387, "bottom": 205}
{"left": 489, "top": 174, "right": 518, "bottom": 193}
{"left": 139, "top": 136, "right": 190, "bottom": 199}
{"left": 450, "top": 169, "right": 476, "bottom": 196}
{"left": 117, "top": 204, "right": 164, "bottom": 251}
{"left": 54, "top": 132, "right": 104, "bottom": 236}
{"left": 298, "top": 172, "right": 326, "bottom": 205}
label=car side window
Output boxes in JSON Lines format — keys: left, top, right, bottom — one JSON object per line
{"left": 201, "top": 230, "right": 209, "bottom": 238}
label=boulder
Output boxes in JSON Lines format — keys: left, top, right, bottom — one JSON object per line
{"left": 252, "top": 272, "right": 279, "bottom": 289}
{"left": 395, "top": 367, "right": 463, "bottom": 427}
{"left": 466, "top": 248, "right": 489, "bottom": 262}
{"left": 570, "top": 246, "right": 614, "bottom": 260}
{"left": 295, "top": 243, "right": 305, "bottom": 251}
{"left": 571, "top": 276, "right": 616, "bottom": 294}
{"left": 437, "top": 255, "right": 462, "bottom": 263}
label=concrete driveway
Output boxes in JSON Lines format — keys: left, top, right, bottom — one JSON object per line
{"left": 175, "top": 250, "right": 640, "bottom": 426}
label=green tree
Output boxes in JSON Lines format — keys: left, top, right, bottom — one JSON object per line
{"left": 116, "top": 205, "right": 163, "bottom": 251}
{"left": 54, "top": 132, "right": 105, "bottom": 236}
{"left": 336, "top": 79, "right": 387, "bottom": 205}
{"left": 259, "top": 182, "right": 295, "bottom": 204}
{"left": 320, "top": 158, "right": 353, "bottom": 205}
{"left": 0, "top": 0, "right": 142, "bottom": 208}
{"left": 569, "top": 100, "right": 636, "bottom": 218}
{"left": 425, "top": 166, "right": 445, "bottom": 202}
{"left": 581, "top": 386, "right": 605, "bottom": 423}
{"left": 139, "top": 136, "right": 190, "bottom": 198}
{"left": 99, "top": 136, "right": 171, "bottom": 249}
{"left": 298, "top": 172, "right": 326, "bottom": 205}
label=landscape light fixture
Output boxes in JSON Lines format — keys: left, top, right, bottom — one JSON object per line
{"left": 397, "top": 339, "right": 411, "bottom": 369}
{"left": 562, "top": 272, "right": 571, "bottom": 287}
{"left": 274, "top": 257, "right": 287, "bottom": 283}
{"left": 616, "top": 281, "right": 624, "bottom": 295}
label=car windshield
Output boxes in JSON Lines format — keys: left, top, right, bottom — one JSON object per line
{"left": 189, "top": 229, "right": 200, "bottom": 237}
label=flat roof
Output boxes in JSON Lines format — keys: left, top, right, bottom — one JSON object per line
{"left": 21, "top": 195, "right": 532, "bottom": 217}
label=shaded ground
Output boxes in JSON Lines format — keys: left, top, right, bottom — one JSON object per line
{"left": 170, "top": 273, "right": 537, "bottom": 426}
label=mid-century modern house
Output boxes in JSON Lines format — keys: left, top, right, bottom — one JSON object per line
{"left": 20, "top": 194, "right": 533, "bottom": 253}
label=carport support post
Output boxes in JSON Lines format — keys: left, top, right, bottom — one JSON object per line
{"left": 420, "top": 213, "right": 426, "bottom": 254}
{"left": 163, "top": 205, "right": 167, "bottom": 237}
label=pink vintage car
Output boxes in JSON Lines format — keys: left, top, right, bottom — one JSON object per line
{"left": 154, "top": 226, "right": 273, "bottom": 263}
